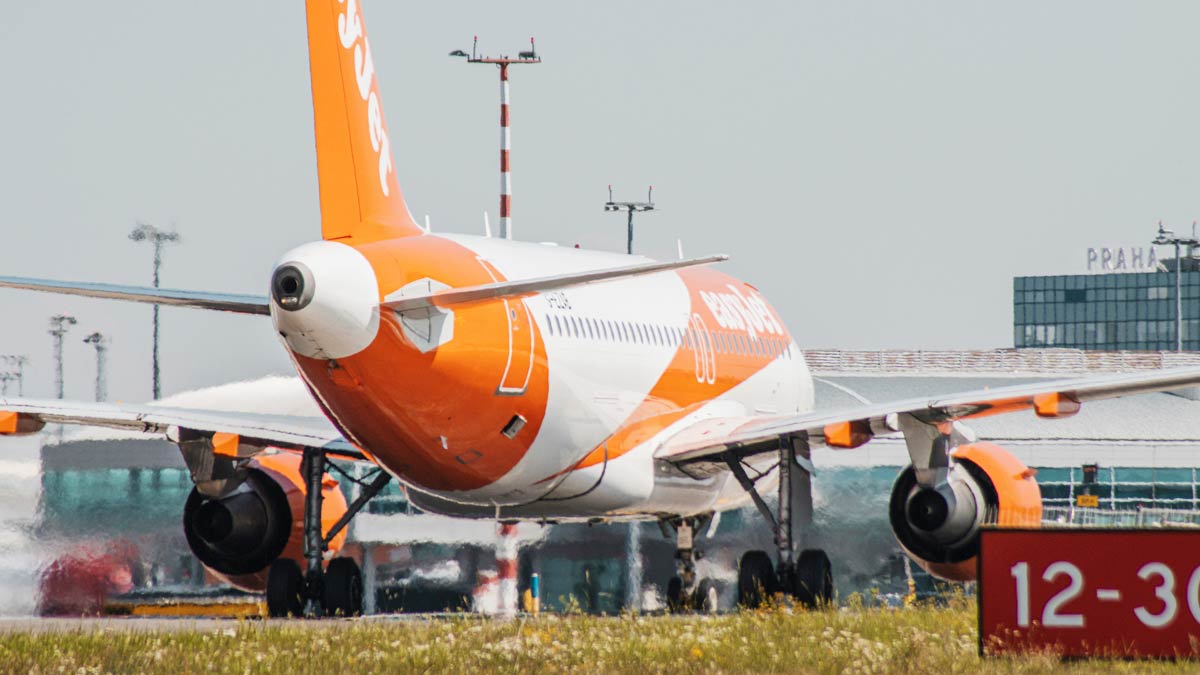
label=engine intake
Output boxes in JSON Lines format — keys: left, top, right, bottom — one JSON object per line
{"left": 889, "top": 442, "right": 1041, "bottom": 581}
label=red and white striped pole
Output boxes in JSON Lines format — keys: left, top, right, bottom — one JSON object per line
{"left": 499, "top": 63, "right": 512, "bottom": 240}
{"left": 453, "top": 38, "right": 538, "bottom": 241}
{"left": 497, "top": 521, "right": 519, "bottom": 616}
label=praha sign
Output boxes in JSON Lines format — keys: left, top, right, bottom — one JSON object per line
{"left": 1086, "top": 247, "right": 1160, "bottom": 273}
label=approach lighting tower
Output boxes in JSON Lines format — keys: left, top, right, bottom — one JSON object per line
{"left": 1151, "top": 221, "right": 1199, "bottom": 352}
{"left": 48, "top": 315, "right": 77, "bottom": 399}
{"left": 0, "top": 355, "right": 29, "bottom": 396}
{"left": 604, "top": 186, "right": 656, "bottom": 255}
{"left": 450, "top": 37, "right": 542, "bottom": 240}
{"left": 129, "top": 222, "right": 180, "bottom": 399}
{"left": 83, "top": 332, "right": 108, "bottom": 402}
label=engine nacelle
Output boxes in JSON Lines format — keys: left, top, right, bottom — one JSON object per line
{"left": 889, "top": 442, "right": 1041, "bottom": 582}
{"left": 182, "top": 453, "right": 348, "bottom": 592}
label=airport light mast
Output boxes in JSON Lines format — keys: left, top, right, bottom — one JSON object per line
{"left": 83, "top": 332, "right": 108, "bottom": 402}
{"left": 129, "top": 222, "right": 180, "bottom": 399}
{"left": 48, "top": 315, "right": 77, "bottom": 399}
{"left": 0, "top": 355, "right": 28, "bottom": 396}
{"left": 1151, "top": 221, "right": 1199, "bottom": 352}
{"left": 605, "top": 185, "right": 655, "bottom": 255}
{"left": 450, "top": 37, "right": 541, "bottom": 241}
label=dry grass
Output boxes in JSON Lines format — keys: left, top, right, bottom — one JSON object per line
{"left": 0, "top": 600, "right": 1193, "bottom": 674}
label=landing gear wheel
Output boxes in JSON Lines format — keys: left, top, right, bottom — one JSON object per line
{"left": 266, "top": 559, "right": 304, "bottom": 618}
{"left": 694, "top": 578, "right": 718, "bottom": 614}
{"left": 322, "top": 557, "right": 363, "bottom": 617}
{"left": 666, "top": 576, "right": 687, "bottom": 613}
{"left": 738, "top": 550, "right": 777, "bottom": 609}
{"left": 792, "top": 549, "right": 834, "bottom": 608}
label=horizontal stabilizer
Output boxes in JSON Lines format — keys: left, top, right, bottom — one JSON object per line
{"left": 382, "top": 255, "right": 729, "bottom": 312}
{"left": 0, "top": 276, "right": 269, "bottom": 315}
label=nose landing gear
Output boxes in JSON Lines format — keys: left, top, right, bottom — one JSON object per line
{"left": 664, "top": 515, "right": 720, "bottom": 614}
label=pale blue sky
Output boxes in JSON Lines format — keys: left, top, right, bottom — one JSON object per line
{"left": 2, "top": 1, "right": 1200, "bottom": 401}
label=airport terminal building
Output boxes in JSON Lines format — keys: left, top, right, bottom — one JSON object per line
{"left": 1013, "top": 246, "right": 1200, "bottom": 351}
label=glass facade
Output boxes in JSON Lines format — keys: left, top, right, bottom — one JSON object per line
{"left": 1013, "top": 271, "right": 1200, "bottom": 350}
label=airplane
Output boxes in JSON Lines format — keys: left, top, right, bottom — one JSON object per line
{"left": 3, "top": 0, "right": 1200, "bottom": 617}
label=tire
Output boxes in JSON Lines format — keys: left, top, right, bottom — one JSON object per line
{"left": 666, "top": 576, "right": 687, "bottom": 613}
{"left": 266, "top": 559, "right": 304, "bottom": 618}
{"left": 793, "top": 549, "right": 834, "bottom": 608}
{"left": 737, "top": 550, "right": 777, "bottom": 609}
{"left": 322, "top": 557, "right": 363, "bottom": 617}
{"left": 694, "top": 578, "right": 719, "bottom": 614}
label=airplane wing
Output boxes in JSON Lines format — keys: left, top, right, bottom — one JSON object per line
{"left": 656, "top": 366, "right": 1200, "bottom": 472}
{"left": 383, "top": 255, "right": 728, "bottom": 312}
{"left": 0, "top": 277, "right": 269, "bottom": 315}
{"left": 0, "top": 397, "right": 359, "bottom": 458}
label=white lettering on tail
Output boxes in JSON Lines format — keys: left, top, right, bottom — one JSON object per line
{"left": 338, "top": 0, "right": 392, "bottom": 197}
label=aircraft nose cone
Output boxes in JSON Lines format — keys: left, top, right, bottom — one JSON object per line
{"left": 271, "top": 263, "right": 314, "bottom": 311}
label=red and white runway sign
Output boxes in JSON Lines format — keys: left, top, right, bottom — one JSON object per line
{"left": 979, "top": 529, "right": 1200, "bottom": 657}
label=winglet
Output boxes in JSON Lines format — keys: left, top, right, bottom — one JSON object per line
{"left": 306, "top": 0, "right": 423, "bottom": 242}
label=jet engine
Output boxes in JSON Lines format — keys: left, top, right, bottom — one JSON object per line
{"left": 182, "top": 453, "right": 348, "bottom": 592}
{"left": 888, "top": 442, "right": 1041, "bottom": 582}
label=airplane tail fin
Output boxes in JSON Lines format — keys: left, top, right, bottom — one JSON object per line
{"left": 306, "top": 0, "right": 423, "bottom": 242}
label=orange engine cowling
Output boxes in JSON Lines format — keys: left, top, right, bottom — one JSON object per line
{"left": 182, "top": 453, "right": 348, "bottom": 592}
{"left": 888, "top": 442, "right": 1041, "bottom": 582}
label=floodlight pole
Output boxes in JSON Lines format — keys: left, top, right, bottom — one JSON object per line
{"left": 48, "top": 315, "right": 77, "bottom": 399}
{"left": 1152, "top": 221, "right": 1199, "bottom": 352}
{"left": 451, "top": 37, "right": 542, "bottom": 241}
{"left": 83, "top": 332, "right": 108, "bottom": 402}
{"left": 0, "top": 355, "right": 28, "bottom": 396}
{"left": 605, "top": 186, "right": 656, "bottom": 255}
{"left": 130, "top": 222, "right": 180, "bottom": 399}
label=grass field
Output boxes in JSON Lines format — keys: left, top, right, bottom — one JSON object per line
{"left": 1, "top": 600, "right": 1195, "bottom": 674}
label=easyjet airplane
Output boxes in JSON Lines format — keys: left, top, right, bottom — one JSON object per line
{"left": 3, "top": 0, "right": 1200, "bottom": 617}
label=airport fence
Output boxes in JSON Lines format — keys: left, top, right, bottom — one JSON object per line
{"left": 1042, "top": 505, "right": 1200, "bottom": 528}
{"left": 804, "top": 348, "right": 1200, "bottom": 375}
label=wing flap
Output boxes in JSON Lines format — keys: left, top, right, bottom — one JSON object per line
{"left": 0, "top": 397, "right": 357, "bottom": 457}
{"left": 0, "top": 277, "right": 269, "bottom": 315}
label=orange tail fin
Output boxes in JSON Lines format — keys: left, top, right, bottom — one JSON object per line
{"left": 306, "top": 0, "right": 422, "bottom": 241}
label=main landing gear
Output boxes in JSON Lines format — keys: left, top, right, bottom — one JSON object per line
{"left": 266, "top": 448, "right": 392, "bottom": 618}
{"left": 726, "top": 433, "right": 833, "bottom": 609}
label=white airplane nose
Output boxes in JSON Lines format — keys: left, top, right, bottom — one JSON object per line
{"left": 269, "top": 241, "right": 381, "bottom": 360}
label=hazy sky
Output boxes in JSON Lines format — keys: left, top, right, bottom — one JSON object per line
{"left": 3, "top": 1, "right": 1200, "bottom": 402}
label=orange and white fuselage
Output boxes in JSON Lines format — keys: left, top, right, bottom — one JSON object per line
{"left": 255, "top": 0, "right": 814, "bottom": 522}
{"left": 270, "top": 235, "right": 812, "bottom": 520}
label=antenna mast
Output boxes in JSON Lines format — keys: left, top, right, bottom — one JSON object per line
{"left": 605, "top": 185, "right": 656, "bottom": 254}
{"left": 451, "top": 37, "right": 542, "bottom": 241}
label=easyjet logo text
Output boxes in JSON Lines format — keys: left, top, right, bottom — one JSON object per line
{"left": 699, "top": 286, "right": 783, "bottom": 339}
{"left": 338, "top": 0, "right": 393, "bottom": 197}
